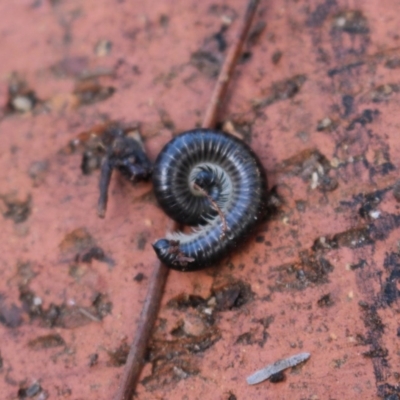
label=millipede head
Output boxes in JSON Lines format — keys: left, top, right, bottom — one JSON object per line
{"left": 152, "top": 239, "right": 171, "bottom": 258}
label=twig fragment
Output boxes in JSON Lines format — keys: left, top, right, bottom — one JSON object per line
{"left": 202, "top": 0, "right": 261, "bottom": 128}
{"left": 246, "top": 352, "right": 311, "bottom": 385}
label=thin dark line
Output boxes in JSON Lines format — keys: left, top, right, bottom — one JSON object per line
{"left": 202, "top": 0, "right": 260, "bottom": 128}
{"left": 114, "top": 1, "right": 261, "bottom": 398}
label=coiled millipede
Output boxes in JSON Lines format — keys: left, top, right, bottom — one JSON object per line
{"left": 152, "top": 128, "right": 268, "bottom": 271}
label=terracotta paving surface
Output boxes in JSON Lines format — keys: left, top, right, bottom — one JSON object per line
{"left": 1, "top": 1, "right": 400, "bottom": 399}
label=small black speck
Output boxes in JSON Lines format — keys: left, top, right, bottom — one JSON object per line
{"left": 393, "top": 180, "right": 400, "bottom": 202}
{"left": 18, "top": 382, "right": 42, "bottom": 398}
{"left": 342, "top": 94, "right": 354, "bottom": 117}
{"left": 255, "top": 235, "right": 265, "bottom": 243}
{"left": 272, "top": 50, "right": 282, "bottom": 64}
{"left": 317, "top": 293, "right": 334, "bottom": 307}
{"left": 240, "top": 51, "right": 252, "bottom": 63}
{"left": 81, "top": 246, "right": 105, "bottom": 263}
{"left": 269, "top": 371, "right": 286, "bottom": 383}
{"left": 134, "top": 273, "right": 145, "bottom": 282}
{"left": 295, "top": 200, "right": 306, "bottom": 212}
{"left": 89, "top": 353, "right": 99, "bottom": 367}
{"left": 350, "top": 259, "right": 366, "bottom": 270}
{"left": 159, "top": 14, "right": 169, "bottom": 28}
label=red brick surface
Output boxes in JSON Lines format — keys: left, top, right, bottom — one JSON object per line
{"left": 1, "top": 1, "right": 400, "bottom": 399}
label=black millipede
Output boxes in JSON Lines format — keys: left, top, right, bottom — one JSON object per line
{"left": 152, "top": 128, "right": 268, "bottom": 272}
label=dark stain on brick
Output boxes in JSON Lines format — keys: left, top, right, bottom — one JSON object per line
{"left": 92, "top": 292, "right": 113, "bottom": 319}
{"left": 381, "top": 252, "right": 400, "bottom": 306}
{"left": 1, "top": 194, "right": 32, "bottom": 223}
{"left": 6, "top": 73, "right": 39, "bottom": 113}
{"left": 306, "top": 0, "right": 338, "bottom": 28}
{"left": 270, "top": 250, "right": 334, "bottom": 291}
{"left": 385, "top": 58, "right": 400, "bottom": 69}
{"left": 19, "top": 284, "right": 112, "bottom": 328}
{"left": 378, "top": 385, "right": 400, "bottom": 399}
{"left": 59, "top": 227, "right": 95, "bottom": 255}
{"left": 277, "top": 148, "right": 330, "bottom": 178}
{"left": 370, "top": 83, "right": 400, "bottom": 103}
{"left": 148, "top": 328, "right": 221, "bottom": 362}
{"left": 213, "top": 280, "right": 254, "bottom": 311}
{"left": 107, "top": 339, "right": 130, "bottom": 367}
{"left": 134, "top": 272, "right": 146, "bottom": 282}
{"left": 141, "top": 357, "right": 200, "bottom": 391}
{"left": 350, "top": 259, "right": 367, "bottom": 271}
{"left": 18, "top": 382, "right": 42, "bottom": 399}
{"left": 313, "top": 213, "right": 400, "bottom": 252}
{"left": 327, "top": 61, "right": 365, "bottom": 77}
{"left": 356, "top": 189, "right": 389, "bottom": 220}
{"left": 73, "top": 79, "right": 115, "bottom": 106}
{"left": 254, "top": 74, "right": 307, "bottom": 109}
{"left": 235, "top": 316, "right": 274, "bottom": 347}
{"left": 269, "top": 371, "right": 286, "bottom": 383}
{"left": 28, "top": 333, "right": 66, "bottom": 350}
{"left": 342, "top": 94, "right": 354, "bottom": 117}
{"left": 80, "top": 246, "right": 105, "bottom": 263}
{"left": 392, "top": 180, "right": 400, "bottom": 203}
{"left": 362, "top": 346, "right": 388, "bottom": 359}
{"left": 347, "top": 109, "right": 379, "bottom": 131}
{"left": 0, "top": 296, "right": 24, "bottom": 328}
{"left": 167, "top": 293, "right": 208, "bottom": 310}
{"left": 332, "top": 10, "right": 369, "bottom": 35}
{"left": 317, "top": 293, "right": 334, "bottom": 307}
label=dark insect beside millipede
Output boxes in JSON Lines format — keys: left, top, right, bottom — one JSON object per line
{"left": 75, "top": 126, "right": 267, "bottom": 271}
{"left": 152, "top": 129, "right": 268, "bottom": 271}
{"left": 66, "top": 122, "right": 153, "bottom": 218}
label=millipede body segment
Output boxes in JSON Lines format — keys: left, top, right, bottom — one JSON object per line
{"left": 152, "top": 129, "right": 268, "bottom": 271}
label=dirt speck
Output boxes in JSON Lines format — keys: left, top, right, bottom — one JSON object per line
{"left": 107, "top": 339, "right": 130, "bottom": 367}
{"left": 73, "top": 79, "right": 115, "bottom": 106}
{"left": 212, "top": 280, "right": 254, "bottom": 311}
{"left": 392, "top": 180, "right": 400, "bottom": 202}
{"left": 271, "top": 250, "right": 334, "bottom": 291}
{"left": 317, "top": 293, "right": 334, "bottom": 307}
{"left": 235, "top": 316, "right": 274, "bottom": 347}
{"left": 347, "top": 109, "right": 378, "bottom": 131}
{"left": 28, "top": 333, "right": 66, "bottom": 350}
{"left": 28, "top": 160, "right": 49, "bottom": 186}
{"left": 6, "top": 73, "right": 39, "bottom": 113}
{"left": 247, "top": 21, "right": 266, "bottom": 45}
{"left": 385, "top": 58, "right": 400, "bottom": 69}
{"left": 89, "top": 353, "right": 99, "bottom": 367}
{"left": 332, "top": 10, "right": 369, "bottom": 35}
{"left": 269, "top": 371, "right": 286, "bottom": 383}
{"left": 17, "top": 382, "right": 43, "bottom": 399}
{"left": 0, "top": 296, "right": 24, "bottom": 328}
{"left": 271, "top": 50, "right": 282, "bottom": 65}
{"left": 80, "top": 246, "right": 106, "bottom": 263}
{"left": 253, "top": 74, "right": 307, "bottom": 108}
{"left": 190, "top": 50, "right": 222, "bottom": 78}
{"left": 167, "top": 293, "right": 207, "bottom": 310}
{"left": 0, "top": 193, "right": 32, "bottom": 223}
{"left": 59, "top": 227, "right": 95, "bottom": 254}
{"left": 142, "top": 358, "right": 200, "bottom": 391}
{"left": 134, "top": 272, "right": 146, "bottom": 282}
{"left": 94, "top": 39, "right": 112, "bottom": 57}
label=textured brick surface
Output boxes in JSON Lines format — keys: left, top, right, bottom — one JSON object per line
{"left": 1, "top": 1, "right": 400, "bottom": 399}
